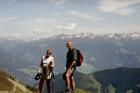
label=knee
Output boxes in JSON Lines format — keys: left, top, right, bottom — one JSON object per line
{"left": 71, "top": 77, "right": 74, "bottom": 80}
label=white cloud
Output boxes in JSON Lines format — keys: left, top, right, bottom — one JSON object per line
{"left": 48, "top": 0, "right": 66, "bottom": 6}
{"left": 117, "top": 63, "right": 122, "bottom": 66}
{"left": 64, "top": 23, "right": 77, "bottom": 30}
{"left": 58, "top": 22, "right": 77, "bottom": 30}
{"left": 18, "top": 17, "right": 78, "bottom": 37}
{"left": 98, "top": 0, "right": 140, "bottom": 15}
{"left": 70, "top": 10, "right": 104, "bottom": 21}
{"left": 30, "top": 27, "right": 48, "bottom": 34}
{"left": 115, "top": 8, "right": 134, "bottom": 15}
{"left": 0, "top": 16, "right": 17, "bottom": 21}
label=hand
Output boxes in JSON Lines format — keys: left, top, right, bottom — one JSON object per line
{"left": 34, "top": 73, "right": 41, "bottom": 80}
{"left": 66, "top": 69, "right": 72, "bottom": 74}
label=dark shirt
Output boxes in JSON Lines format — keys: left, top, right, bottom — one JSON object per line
{"left": 66, "top": 48, "right": 77, "bottom": 69}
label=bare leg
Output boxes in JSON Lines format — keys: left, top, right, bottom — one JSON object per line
{"left": 65, "top": 72, "right": 71, "bottom": 92}
{"left": 70, "top": 76, "right": 75, "bottom": 93}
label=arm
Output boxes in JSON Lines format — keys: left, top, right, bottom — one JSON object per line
{"left": 66, "top": 61, "right": 76, "bottom": 75}
{"left": 67, "top": 49, "right": 77, "bottom": 71}
{"left": 51, "top": 57, "right": 55, "bottom": 68}
{"left": 40, "top": 58, "right": 43, "bottom": 68}
{"left": 50, "top": 57, "right": 55, "bottom": 79}
{"left": 49, "top": 57, "right": 55, "bottom": 71}
{"left": 67, "top": 61, "right": 76, "bottom": 70}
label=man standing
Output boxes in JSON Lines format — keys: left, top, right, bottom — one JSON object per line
{"left": 64, "top": 41, "right": 77, "bottom": 93}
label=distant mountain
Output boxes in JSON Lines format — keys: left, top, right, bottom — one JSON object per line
{"left": 1, "top": 63, "right": 140, "bottom": 93}
{"left": 0, "top": 46, "right": 36, "bottom": 85}
{"left": 94, "top": 67, "right": 140, "bottom": 93}
{"left": 48, "top": 71, "right": 101, "bottom": 93}
{"left": 0, "top": 32, "right": 140, "bottom": 86}
{"left": 0, "top": 69, "right": 37, "bottom": 93}
{"left": 55, "top": 67, "right": 140, "bottom": 93}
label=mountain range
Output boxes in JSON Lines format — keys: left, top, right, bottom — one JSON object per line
{"left": 0, "top": 32, "right": 140, "bottom": 86}
{"left": 39, "top": 67, "right": 140, "bottom": 93}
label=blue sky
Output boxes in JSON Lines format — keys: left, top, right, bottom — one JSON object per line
{"left": 0, "top": 0, "right": 140, "bottom": 38}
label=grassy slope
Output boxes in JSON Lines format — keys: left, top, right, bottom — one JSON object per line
{"left": 0, "top": 69, "right": 13, "bottom": 91}
{"left": 0, "top": 69, "right": 37, "bottom": 93}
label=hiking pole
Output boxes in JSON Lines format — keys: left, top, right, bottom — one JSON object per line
{"left": 51, "top": 78, "right": 53, "bottom": 93}
{"left": 51, "top": 71, "right": 55, "bottom": 93}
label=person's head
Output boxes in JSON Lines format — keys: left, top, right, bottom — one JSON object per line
{"left": 66, "top": 40, "right": 73, "bottom": 49}
{"left": 46, "top": 48, "right": 52, "bottom": 56}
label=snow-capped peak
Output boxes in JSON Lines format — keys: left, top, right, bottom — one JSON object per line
{"left": 0, "top": 32, "right": 140, "bottom": 42}
{"left": 101, "top": 32, "right": 140, "bottom": 39}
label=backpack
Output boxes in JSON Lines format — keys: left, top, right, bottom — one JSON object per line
{"left": 74, "top": 49, "right": 83, "bottom": 66}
